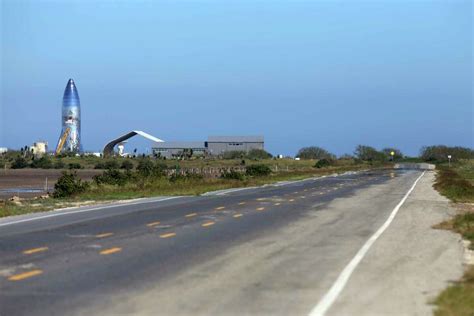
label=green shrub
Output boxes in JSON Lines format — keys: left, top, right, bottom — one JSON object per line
{"left": 94, "top": 162, "right": 106, "bottom": 169}
{"left": 137, "top": 158, "right": 154, "bottom": 177}
{"left": 54, "top": 160, "right": 66, "bottom": 169}
{"left": 297, "top": 146, "right": 335, "bottom": 160}
{"left": 221, "top": 170, "right": 245, "bottom": 180}
{"left": 246, "top": 164, "right": 272, "bottom": 177}
{"left": 120, "top": 160, "right": 134, "bottom": 170}
{"left": 104, "top": 160, "right": 120, "bottom": 169}
{"left": 93, "top": 169, "right": 131, "bottom": 186}
{"left": 11, "top": 156, "right": 29, "bottom": 169}
{"left": 30, "top": 156, "right": 53, "bottom": 169}
{"left": 314, "top": 158, "right": 333, "bottom": 168}
{"left": 68, "top": 162, "right": 82, "bottom": 169}
{"left": 247, "top": 149, "right": 272, "bottom": 160}
{"left": 420, "top": 145, "right": 474, "bottom": 162}
{"left": 53, "top": 171, "right": 89, "bottom": 198}
{"left": 354, "top": 145, "right": 385, "bottom": 162}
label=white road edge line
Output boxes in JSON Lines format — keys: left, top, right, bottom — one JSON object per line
{"left": 308, "top": 171, "right": 426, "bottom": 316}
{"left": 0, "top": 197, "right": 180, "bottom": 227}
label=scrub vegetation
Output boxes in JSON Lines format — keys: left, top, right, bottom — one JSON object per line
{"left": 433, "top": 158, "right": 474, "bottom": 316}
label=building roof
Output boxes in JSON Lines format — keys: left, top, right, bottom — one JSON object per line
{"left": 207, "top": 136, "right": 264, "bottom": 143}
{"left": 152, "top": 141, "right": 206, "bottom": 149}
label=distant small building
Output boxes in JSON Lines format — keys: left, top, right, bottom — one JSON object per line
{"left": 152, "top": 141, "right": 207, "bottom": 159}
{"left": 151, "top": 136, "right": 264, "bottom": 159}
{"left": 206, "top": 136, "right": 264, "bottom": 156}
{"left": 31, "top": 141, "right": 48, "bottom": 156}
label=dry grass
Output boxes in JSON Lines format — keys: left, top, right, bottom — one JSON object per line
{"left": 433, "top": 160, "right": 474, "bottom": 316}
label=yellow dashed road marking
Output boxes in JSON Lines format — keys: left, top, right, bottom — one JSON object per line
{"left": 23, "top": 247, "right": 48, "bottom": 255}
{"left": 146, "top": 221, "right": 161, "bottom": 227}
{"left": 8, "top": 270, "right": 43, "bottom": 281}
{"left": 96, "top": 233, "right": 114, "bottom": 238}
{"left": 289, "top": 199, "right": 295, "bottom": 202}
{"left": 256, "top": 207, "right": 265, "bottom": 211}
{"left": 274, "top": 203, "right": 281, "bottom": 206}
{"left": 202, "top": 221, "right": 215, "bottom": 227}
{"left": 185, "top": 213, "right": 197, "bottom": 218}
{"left": 215, "top": 206, "right": 225, "bottom": 210}
{"left": 238, "top": 202, "right": 246, "bottom": 205}
{"left": 233, "top": 214, "right": 243, "bottom": 218}
{"left": 100, "top": 247, "right": 122, "bottom": 255}
{"left": 160, "top": 233, "right": 176, "bottom": 238}
{"left": 256, "top": 198, "right": 265, "bottom": 201}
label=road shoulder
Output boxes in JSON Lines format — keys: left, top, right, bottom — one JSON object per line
{"left": 330, "top": 171, "right": 465, "bottom": 316}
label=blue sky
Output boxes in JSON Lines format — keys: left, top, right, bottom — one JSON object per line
{"left": 1, "top": 0, "right": 472, "bottom": 156}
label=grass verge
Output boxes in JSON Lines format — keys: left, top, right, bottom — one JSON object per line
{"left": 433, "top": 159, "right": 474, "bottom": 316}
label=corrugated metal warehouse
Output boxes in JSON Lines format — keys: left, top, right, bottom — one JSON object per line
{"left": 152, "top": 136, "right": 264, "bottom": 158}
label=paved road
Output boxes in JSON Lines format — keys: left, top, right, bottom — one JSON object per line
{"left": 0, "top": 169, "right": 463, "bottom": 316}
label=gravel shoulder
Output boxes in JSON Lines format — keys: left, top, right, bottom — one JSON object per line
{"left": 330, "top": 171, "right": 465, "bottom": 316}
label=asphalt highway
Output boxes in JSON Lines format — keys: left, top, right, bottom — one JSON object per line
{"left": 1, "top": 169, "right": 445, "bottom": 316}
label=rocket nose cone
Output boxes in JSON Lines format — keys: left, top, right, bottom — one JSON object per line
{"left": 63, "top": 78, "right": 80, "bottom": 102}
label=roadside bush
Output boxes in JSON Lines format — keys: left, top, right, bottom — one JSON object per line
{"left": 221, "top": 170, "right": 245, "bottom": 180}
{"left": 93, "top": 169, "right": 131, "bottom": 186}
{"left": 53, "top": 171, "right": 89, "bottom": 198}
{"left": 104, "top": 160, "right": 120, "bottom": 169}
{"left": 296, "top": 146, "right": 335, "bottom": 160}
{"left": 11, "top": 156, "right": 29, "bottom": 169}
{"left": 152, "top": 162, "right": 168, "bottom": 177}
{"left": 120, "top": 160, "right": 134, "bottom": 170}
{"left": 246, "top": 164, "right": 272, "bottom": 177}
{"left": 354, "top": 145, "right": 385, "bottom": 162}
{"left": 30, "top": 156, "right": 53, "bottom": 169}
{"left": 94, "top": 162, "right": 106, "bottom": 169}
{"left": 137, "top": 158, "right": 154, "bottom": 177}
{"left": 247, "top": 149, "right": 272, "bottom": 160}
{"left": 0, "top": 159, "right": 5, "bottom": 168}
{"left": 54, "top": 160, "right": 66, "bottom": 169}
{"left": 314, "top": 158, "right": 333, "bottom": 168}
{"left": 68, "top": 162, "right": 82, "bottom": 169}
{"left": 420, "top": 145, "right": 474, "bottom": 162}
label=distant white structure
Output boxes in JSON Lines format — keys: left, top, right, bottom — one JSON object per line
{"left": 103, "top": 130, "right": 164, "bottom": 157}
{"left": 0, "top": 147, "right": 7, "bottom": 154}
{"left": 31, "top": 141, "right": 48, "bottom": 156}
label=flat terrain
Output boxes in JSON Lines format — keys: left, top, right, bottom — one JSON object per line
{"left": 0, "top": 169, "right": 463, "bottom": 316}
{"left": 0, "top": 169, "right": 102, "bottom": 199}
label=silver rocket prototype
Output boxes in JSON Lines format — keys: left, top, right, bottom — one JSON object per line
{"left": 56, "top": 79, "right": 81, "bottom": 153}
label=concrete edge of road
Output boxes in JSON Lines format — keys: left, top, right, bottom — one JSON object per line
{"left": 0, "top": 196, "right": 183, "bottom": 227}
{"left": 0, "top": 169, "right": 367, "bottom": 227}
{"left": 308, "top": 171, "right": 426, "bottom": 316}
